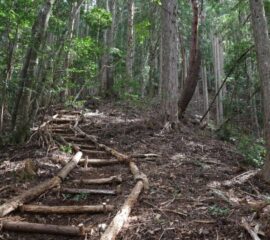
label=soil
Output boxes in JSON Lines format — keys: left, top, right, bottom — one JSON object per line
{"left": 0, "top": 101, "right": 269, "bottom": 240}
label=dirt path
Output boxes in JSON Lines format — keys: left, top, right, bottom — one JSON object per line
{"left": 0, "top": 105, "right": 269, "bottom": 239}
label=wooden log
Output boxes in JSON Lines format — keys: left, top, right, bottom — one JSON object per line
{"left": 79, "top": 158, "right": 121, "bottom": 166}
{"left": 73, "top": 176, "right": 122, "bottom": 185}
{"left": 57, "top": 151, "right": 83, "bottom": 179}
{"left": 0, "top": 152, "right": 83, "bottom": 217}
{"left": 52, "top": 118, "right": 76, "bottom": 123}
{"left": 1, "top": 221, "right": 85, "bottom": 236}
{"left": 59, "top": 187, "right": 119, "bottom": 195}
{"left": 49, "top": 123, "right": 71, "bottom": 129}
{"left": 77, "top": 144, "right": 96, "bottom": 150}
{"left": 82, "top": 150, "right": 108, "bottom": 158}
{"left": 129, "top": 161, "right": 149, "bottom": 190}
{"left": 31, "top": 114, "right": 58, "bottom": 131}
{"left": 63, "top": 136, "right": 87, "bottom": 142}
{"left": 100, "top": 181, "right": 144, "bottom": 240}
{"left": 20, "top": 204, "right": 114, "bottom": 214}
{"left": 131, "top": 153, "right": 160, "bottom": 159}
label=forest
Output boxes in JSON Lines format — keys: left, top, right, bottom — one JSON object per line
{"left": 0, "top": 0, "right": 270, "bottom": 239}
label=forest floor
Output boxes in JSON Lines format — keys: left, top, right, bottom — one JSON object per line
{"left": 0, "top": 101, "right": 270, "bottom": 240}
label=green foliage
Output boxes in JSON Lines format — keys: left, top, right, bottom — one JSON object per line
{"left": 60, "top": 144, "right": 72, "bottom": 154}
{"left": 135, "top": 20, "right": 151, "bottom": 45}
{"left": 237, "top": 136, "right": 265, "bottom": 167}
{"left": 208, "top": 205, "right": 230, "bottom": 217}
{"left": 217, "top": 124, "right": 265, "bottom": 167}
{"left": 84, "top": 7, "right": 112, "bottom": 36}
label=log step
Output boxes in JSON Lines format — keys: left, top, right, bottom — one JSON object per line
{"left": 73, "top": 176, "right": 122, "bottom": 185}
{"left": 79, "top": 158, "right": 121, "bottom": 166}
{"left": 1, "top": 221, "right": 85, "bottom": 236}
{"left": 82, "top": 150, "right": 108, "bottom": 158}
{"left": 20, "top": 204, "right": 114, "bottom": 214}
{"left": 59, "top": 187, "right": 120, "bottom": 195}
{"left": 63, "top": 136, "right": 87, "bottom": 142}
{"left": 78, "top": 144, "right": 96, "bottom": 150}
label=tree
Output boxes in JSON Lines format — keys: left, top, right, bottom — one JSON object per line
{"left": 126, "top": 0, "right": 135, "bottom": 81}
{"left": 178, "top": 0, "right": 201, "bottom": 118}
{"left": 249, "top": 0, "right": 270, "bottom": 182}
{"left": 12, "top": 0, "right": 56, "bottom": 143}
{"left": 160, "top": 0, "right": 179, "bottom": 124}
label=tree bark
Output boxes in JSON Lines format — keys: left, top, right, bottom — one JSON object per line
{"left": 160, "top": 0, "right": 179, "bottom": 123}
{"left": 249, "top": 0, "right": 270, "bottom": 182}
{"left": 12, "top": 0, "right": 57, "bottom": 143}
{"left": 202, "top": 63, "right": 209, "bottom": 122}
{"left": 100, "top": 0, "right": 116, "bottom": 97}
{"left": 178, "top": 0, "right": 201, "bottom": 118}
{"left": 126, "top": 0, "right": 135, "bottom": 80}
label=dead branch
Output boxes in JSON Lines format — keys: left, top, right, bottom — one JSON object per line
{"left": 1, "top": 221, "right": 85, "bottom": 236}
{"left": 20, "top": 204, "right": 114, "bottom": 214}
{"left": 223, "top": 170, "right": 260, "bottom": 187}
{"left": 241, "top": 217, "right": 261, "bottom": 240}
{"left": 100, "top": 180, "right": 144, "bottom": 240}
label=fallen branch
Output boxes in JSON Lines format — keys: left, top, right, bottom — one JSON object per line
{"left": 100, "top": 180, "right": 144, "bottom": 240}
{"left": 223, "top": 170, "right": 260, "bottom": 187}
{"left": 241, "top": 217, "right": 261, "bottom": 240}
{"left": 0, "top": 151, "right": 83, "bottom": 217}
{"left": 20, "top": 204, "right": 114, "bottom": 214}
{"left": 73, "top": 176, "right": 122, "bottom": 185}
{"left": 1, "top": 221, "right": 85, "bottom": 236}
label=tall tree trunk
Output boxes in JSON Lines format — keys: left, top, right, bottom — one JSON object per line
{"left": 179, "top": 31, "right": 187, "bottom": 89}
{"left": 12, "top": 0, "right": 56, "bottom": 143}
{"left": 100, "top": 0, "right": 116, "bottom": 97}
{"left": 60, "top": 0, "right": 85, "bottom": 102}
{"left": 0, "top": 27, "right": 19, "bottom": 133}
{"left": 213, "top": 35, "right": 225, "bottom": 125}
{"left": 160, "top": 0, "right": 179, "bottom": 124}
{"left": 178, "top": 0, "right": 201, "bottom": 118}
{"left": 249, "top": 0, "right": 270, "bottom": 182}
{"left": 202, "top": 63, "right": 209, "bottom": 122}
{"left": 126, "top": 0, "right": 135, "bottom": 80}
